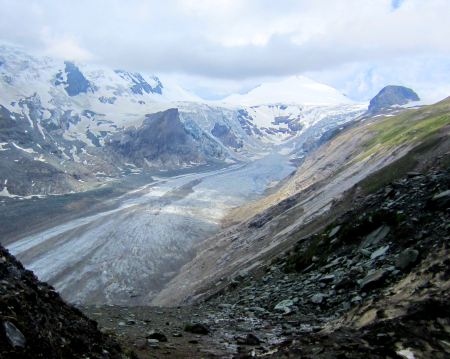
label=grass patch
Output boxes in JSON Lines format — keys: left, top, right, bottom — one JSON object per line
{"left": 357, "top": 104, "right": 450, "bottom": 162}
{"left": 359, "top": 134, "right": 444, "bottom": 194}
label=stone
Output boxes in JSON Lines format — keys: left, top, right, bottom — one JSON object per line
{"left": 360, "top": 225, "right": 390, "bottom": 249}
{"left": 335, "top": 277, "right": 356, "bottom": 290}
{"left": 430, "top": 190, "right": 450, "bottom": 209}
{"left": 395, "top": 248, "right": 419, "bottom": 270}
{"left": 3, "top": 321, "right": 26, "bottom": 348}
{"left": 370, "top": 245, "right": 390, "bottom": 260}
{"left": 319, "top": 274, "right": 335, "bottom": 283}
{"left": 274, "top": 299, "right": 295, "bottom": 314}
{"left": 184, "top": 323, "right": 209, "bottom": 335}
{"left": 146, "top": 331, "right": 168, "bottom": 342}
{"left": 328, "top": 225, "right": 341, "bottom": 238}
{"left": 360, "top": 269, "right": 389, "bottom": 291}
{"left": 172, "top": 332, "right": 183, "bottom": 338}
{"left": 236, "top": 333, "right": 261, "bottom": 346}
{"left": 311, "top": 293, "right": 325, "bottom": 304}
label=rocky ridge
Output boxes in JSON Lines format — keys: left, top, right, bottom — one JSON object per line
{"left": 0, "top": 244, "right": 128, "bottom": 358}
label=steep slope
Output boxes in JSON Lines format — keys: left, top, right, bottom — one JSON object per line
{"left": 0, "top": 245, "right": 126, "bottom": 358}
{"left": 84, "top": 119, "right": 450, "bottom": 359}
{"left": 153, "top": 97, "right": 450, "bottom": 306}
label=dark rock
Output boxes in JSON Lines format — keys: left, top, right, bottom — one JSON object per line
{"left": 184, "top": 323, "right": 209, "bottom": 335}
{"left": 319, "top": 274, "right": 335, "bottom": 283}
{"left": 2, "top": 321, "right": 26, "bottom": 348}
{"left": 237, "top": 333, "right": 261, "bottom": 346}
{"left": 360, "top": 226, "right": 390, "bottom": 249}
{"left": 146, "top": 331, "right": 168, "bottom": 342}
{"left": 335, "top": 277, "right": 356, "bottom": 290}
{"left": 311, "top": 293, "right": 325, "bottom": 304}
{"left": 430, "top": 190, "right": 450, "bottom": 209}
{"left": 0, "top": 245, "right": 124, "bottom": 358}
{"left": 395, "top": 249, "right": 419, "bottom": 270}
{"left": 360, "top": 269, "right": 389, "bottom": 291}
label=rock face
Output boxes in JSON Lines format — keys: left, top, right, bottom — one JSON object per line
{"left": 107, "top": 108, "right": 224, "bottom": 167}
{"left": 368, "top": 85, "right": 420, "bottom": 113}
{"left": 0, "top": 245, "right": 126, "bottom": 358}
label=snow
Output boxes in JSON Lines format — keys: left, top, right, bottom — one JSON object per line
{"left": 0, "top": 142, "right": 10, "bottom": 151}
{"left": 0, "top": 186, "right": 19, "bottom": 198}
{"left": 12, "top": 142, "right": 37, "bottom": 154}
{"left": 223, "top": 75, "right": 352, "bottom": 106}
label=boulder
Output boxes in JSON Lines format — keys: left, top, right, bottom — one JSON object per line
{"left": 395, "top": 248, "right": 419, "bottom": 270}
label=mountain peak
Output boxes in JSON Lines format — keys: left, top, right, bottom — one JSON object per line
{"left": 368, "top": 85, "right": 420, "bottom": 113}
{"left": 223, "top": 75, "right": 352, "bottom": 106}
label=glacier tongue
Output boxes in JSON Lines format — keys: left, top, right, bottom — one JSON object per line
{"left": 7, "top": 153, "right": 295, "bottom": 305}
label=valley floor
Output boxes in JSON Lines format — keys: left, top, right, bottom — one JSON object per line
{"left": 5, "top": 152, "right": 295, "bottom": 305}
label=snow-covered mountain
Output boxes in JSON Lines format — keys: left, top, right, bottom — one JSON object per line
{"left": 223, "top": 75, "right": 352, "bottom": 106}
{"left": 0, "top": 44, "right": 366, "bottom": 197}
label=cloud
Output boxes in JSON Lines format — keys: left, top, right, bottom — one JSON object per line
{"left": 0, "top": 0, "right": 449, "bottom": 100}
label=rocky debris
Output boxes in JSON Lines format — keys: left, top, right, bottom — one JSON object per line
{"left": 73, "top": 165, "right": 450, "bottom": 358}
{"left": 0, "top": 245, "right": 126, "bottom": 358}
{"left": 184, "top": 323, "right": 209, "bottom": 335}
{"left": 395, "top": 248, "right": 419, "bottom": 270}
{"left": 199, "top": 165, "right": 450, "bottom": 357}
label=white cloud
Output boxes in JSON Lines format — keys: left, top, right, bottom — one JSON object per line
{"left": 0, "top": 0, "right": 449, "bottom": 100}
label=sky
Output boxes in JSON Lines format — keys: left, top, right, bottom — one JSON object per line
{"left": 1, "top": 0, "right": 450, "bottom": 102}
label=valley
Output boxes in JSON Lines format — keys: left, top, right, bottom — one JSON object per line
{"left": 5, "top": 152, "right": 295, "bottom": 305}
{"left": 1, "top": 40, "right": 449, "bottom": 359}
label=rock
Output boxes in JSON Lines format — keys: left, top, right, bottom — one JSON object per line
{"left": 311, "top": 293, "right": 325, "bottom": 304}
{"left": 370, "top": 245, "right": 390, "bottom": 260}
{"left": 147, "top": 339, "right": 160, "bottom": 344}
{"left": 335, "top": 277, "right": 356, "bottom": 290}
{"left": 184, "top": 323, "right": 209, "bottom": 335}
{"left": 319, "top": 274, "right": 335, "bottom": 283}
{"left": 360, "top": 269, "right": 389, "bottom": 291}
{"left": 328, "top": 225, "right": 341, "bottom": 238}
{"left": 360, "top": 226, "right": 390, "bottom": 248}
{"left": 368, "top": 85, "right": 420, "bottom": 114}
{"left": 430, "top": 190, "right": 450, "bottom": 209}
{"left": 395, "top": 248, "right": 419, "bottom": 270}
{"left": 146, "top": 331, "right": 168, "bottom": 342}
{"left": 3, "top": 321, "right": 26, "bottom": 348}
{"left": 274, "top": 299, "right": 294, "bottom": 314}
{"left": 237, "top": 333, "right": 261, "bottom": 346}
{"left": 172, "top": 332, "right": 183, "bottom": 338}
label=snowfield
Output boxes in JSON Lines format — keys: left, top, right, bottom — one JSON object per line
{"left": 7, "top": 153, "right": 295, "bottom": 305}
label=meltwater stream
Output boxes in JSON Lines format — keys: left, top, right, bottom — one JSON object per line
{"left": 7, "top": 152, "right": 294, "bottom": 305}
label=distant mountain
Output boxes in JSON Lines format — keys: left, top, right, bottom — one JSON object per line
{"left": 223, "top": 75, "right": 352, "bottom": 106}
{"left": 0, "top": 44, "right": 366, "bottom": 197}
{"left": 368, "top": 85, "right": 420, "bottom": 114}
